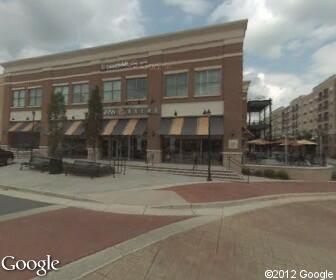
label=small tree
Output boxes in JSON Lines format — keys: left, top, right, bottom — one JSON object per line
{"left": 48, "top": 92, "right": 67, "bottom": 157}
{"left": 85, "top": 85, "right": 103, "bottom": 161}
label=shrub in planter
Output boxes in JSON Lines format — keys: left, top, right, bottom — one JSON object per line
{"left": 276, "top": 170, "right": 290, "bottom": 180}
{"left": 254, "top": 170, "right": 263, "bottom": 177}
{"left": 263, "top": 169, "right": 276, "bottom": 178}
{"left": 331, "top": 171, "right": 336, "bottom": 181}
{"left": 242, "top": 167, "right": 251, "bottom": 175}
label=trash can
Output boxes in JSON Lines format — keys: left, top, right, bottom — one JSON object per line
{"left": 49, "top": 158, "right": 63, "bottom": 174}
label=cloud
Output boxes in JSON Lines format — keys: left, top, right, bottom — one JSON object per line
{"left": 311, "top": 41, "right": 336, "bottom": 77}
{"left": 210, "top": 0, "right": 336, "bottom": 59}
{"left": 163, "top": 0, "right": 212, "bottom": 16}
{"left": 244, "top": 68, "right": 314, "bottom": 108}
{"left": 0, "top": 0, "right": 145, "bottom": 66}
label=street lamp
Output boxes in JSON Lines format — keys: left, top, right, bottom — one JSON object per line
{"left": 30, "top": 111, "right": 36, "bottom": 160}
{"left": 203, "top": 109, "right": 212, "bottom": 181}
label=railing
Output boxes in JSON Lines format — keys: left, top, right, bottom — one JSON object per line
{"left": 109, "top": 157, "right": 127, "bottom": 175}
{"left": 223, "top": 154, "right": 249, "bottom": 183}
{"left": 145, "top": 152, "right": 155, "bottom": 170}
{"left": 244, "top": 152, "right": 326, "bottom": 167}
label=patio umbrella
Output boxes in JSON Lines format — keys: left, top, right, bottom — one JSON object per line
{"left": 247, "top": 139, "right": 272, "bottom": 145}
{"left": 279, "top": 139, "right": 302, "bottom": 146}
{"left": 297, "top": 139, "right": 317, "bottom": 145}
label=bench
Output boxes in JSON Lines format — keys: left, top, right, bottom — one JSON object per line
{"left": 21, "top": 156, "right": 50, "bottom": 172}
{"left": 63, "top": 160, "right": 115, "bottom": 178}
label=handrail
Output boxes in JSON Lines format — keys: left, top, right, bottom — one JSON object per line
{"left": 225, "top": 154, "right": 250, "bottom": 183}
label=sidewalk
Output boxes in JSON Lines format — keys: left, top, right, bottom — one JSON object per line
{"left": 0, "top": 163, "right": 201, "bottom": 205}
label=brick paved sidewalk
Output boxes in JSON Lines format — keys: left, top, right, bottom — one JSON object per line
{"left": 0, "top": 208, "right": 189, "bottom": 280}
{"left": 82, "top": 200, "right": 336, "bottom": 280}
{"left": 164, "top": 181, "right": 336, "bottom": 203}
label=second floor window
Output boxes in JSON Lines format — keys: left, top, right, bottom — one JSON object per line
{"left": 73, "top": 83, "right": 89, "bottom": 104}
{"left": 103, "top": 80, "right": 121, "bottom": 102}
{"left": 12, "top": 90, "right": 25, "bottom": 107}
{"left": 195, "top": 69, "right": 221, "bottom": 96}
{"left": 29, "top": 88, "right": 42, "bottom": 107}
{"left": 165, "top": 73, "right": 188, "bottom": 97}
{"left": 54, "top": 86, "right": 69, "bottom": 104}
{"left": 127, "top": 78, "right": 147, "bottom": 100}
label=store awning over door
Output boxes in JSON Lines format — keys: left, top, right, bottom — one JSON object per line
{"left": 8, "top": 122, "right": 41, "bottom": 133}
{"left": 158, "top": 116, "right": 224, "bottom": 136}
{"left": 64, "top": 121, "right": 85, "bottom": 136}
{"left": 159, "top": 116, "right": 224, "bottom": 136}
{"left": 101, "top": 118, "right": 147, "bottom": 136}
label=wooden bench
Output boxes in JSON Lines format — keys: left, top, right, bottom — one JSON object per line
{"left": 63, "top": 160, "right": 115, "bottom": 178}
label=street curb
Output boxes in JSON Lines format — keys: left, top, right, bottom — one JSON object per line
{"left": 36, "top": 215, "right": 219, "bottom": 280}
{"left": 0, "top": 184, "right": 99, "bottom": 204}
{"left": 150, "top": 192, "right": 336, "bottom": 209}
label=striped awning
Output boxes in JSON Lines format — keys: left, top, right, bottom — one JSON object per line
{"left": 101, "top": 119, "right": 147, "bottom": 136}
{"left": 64, "top": 121, "right": 85, "bottom": 136}
{"left": 159, "top": 116, "right": 224, "bottom": 136}
{"left": 8, "top": 122, "right": 41, "bottom": 133}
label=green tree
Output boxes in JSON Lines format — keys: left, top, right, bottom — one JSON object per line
{"left": 48, "top": 92, "right": 67, "bottom": 157}
{"left": 85, "top": 85, "right": 103, "bottom": 161}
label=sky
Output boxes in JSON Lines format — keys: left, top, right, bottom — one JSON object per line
{"left": 0, "top": 0, "right": 335, "bottom": 109}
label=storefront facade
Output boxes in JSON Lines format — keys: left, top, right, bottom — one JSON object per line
{"left": 0, "top": 19, "right": 248, "bottom": 166}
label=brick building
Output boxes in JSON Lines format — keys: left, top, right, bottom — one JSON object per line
{"left": 0, "top": 19, "right": 248, "bottom": 166}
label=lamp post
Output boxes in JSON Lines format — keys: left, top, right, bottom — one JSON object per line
{"left": 203, "top": 109, "right": 212, "bottom": 181}
{"left": 30, "top": 111, "right": 36, "bottom": 160}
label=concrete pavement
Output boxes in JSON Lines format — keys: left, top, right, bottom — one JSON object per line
{"left": 80, "top": 200, "right": 336, "bottom": 280}
{"left": 0, "top": 194, "right": 50, "bottom": 216}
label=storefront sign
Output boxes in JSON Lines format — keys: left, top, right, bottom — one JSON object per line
{"left": 101, "top": 60, "right": 148, "bottom": 71}
{"left": 228, "top": 139, "right": 239, "bottom": 149}
{"left": 104, "top": 106, "right": 159, "bottom": 117}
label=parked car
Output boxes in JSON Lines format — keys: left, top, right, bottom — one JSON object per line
{"left": 0, "top": 148, "right": 14, "bottom": 165}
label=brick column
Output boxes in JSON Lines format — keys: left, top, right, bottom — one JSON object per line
{"left": 222, "top": 48, "right": 243, "bottom": 171}
{"left": 147, "top": 52, "right": 163, "bottom": 163}
{"left": 1, "top": 82, "right": 11, "bottom": 148}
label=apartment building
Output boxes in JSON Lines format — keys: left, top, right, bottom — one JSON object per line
{"left": 0, "top": 19, "right": 248, "bottom": 166}
{"left": 314, "top": 75, "right": 336, "bottom": 156}
{"left": 0, "top": 75, "right": 4, "bottom": 143}
{"left": 272, "top": 75, "right": 336, "bottom": 156}
{"left": 271, "top": 106, "right": 284, "bottom": 139}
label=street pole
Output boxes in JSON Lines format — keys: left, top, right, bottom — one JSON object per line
{"left": 30, "top": 111, "right": 36, "bottom": 160}
{"left": 204, "top": 109, "right": 212, "bottom": 181}
{"left": 284, "top": 134, "right": 288, "bottom": 165}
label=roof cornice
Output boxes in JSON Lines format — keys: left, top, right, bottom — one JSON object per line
{"left": 1, "top": 19, "right": 248, "bottom": 74}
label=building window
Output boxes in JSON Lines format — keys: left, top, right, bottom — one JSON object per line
{"left": 165, "top": 73, "right": 188, "bottom": 97}
{"left": 103, "top": 80, "right": 121, "bottom": 102}
{"left": 29, "top": 88, "right": 42, "bottom": 107}
{"left": 54, "top": 86, "right": 69, "bottom": 104}
{"left": 126, "top": 78, "right": 147, "bottom": 100}
{"left": 195, "top": 69, "right": 221, "bottom": 96}
{"left": 73, "top": 83, "right": 89, "bottom": 104}
{"left": 12, "top": 90, "right": 25, "bottom": 107}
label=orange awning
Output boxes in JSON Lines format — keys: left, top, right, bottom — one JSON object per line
{"left": 101, "top": 119, "right": 118, "bottom": 136}
{"left": 196, "top": 117, "right": 209, "bottom": 136}
{"left": 65, "top": 121, "right": 83, "bottom": 136}
{"left": 169, "top": 118, "right": 184, "bottom": 135}
{"left": 123, "top": 119, "right": 139, "bottom": 136}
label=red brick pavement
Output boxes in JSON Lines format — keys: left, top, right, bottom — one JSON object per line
{"left": 165, "top": 182, "right": 336, "bottom": 203}
{"left": 0, "top": 208, "right": 189, "bottom": 280}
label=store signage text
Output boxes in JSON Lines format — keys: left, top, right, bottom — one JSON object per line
{"left": 104, "top": 107, "right": 159, "bottom": 117}
{"left": 101, "top": 60, "right": 148, "bottom": 71}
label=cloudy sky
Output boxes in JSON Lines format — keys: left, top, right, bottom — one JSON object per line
{"left": 0, "top": 0, "right": 335, "bottom": 108}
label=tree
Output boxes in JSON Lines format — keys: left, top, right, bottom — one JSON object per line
{"left": 85, "top": 85, "right": 103, "bottom": 161}
{"left": 48, "top": 92, "right": 67, "bottom": 157}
